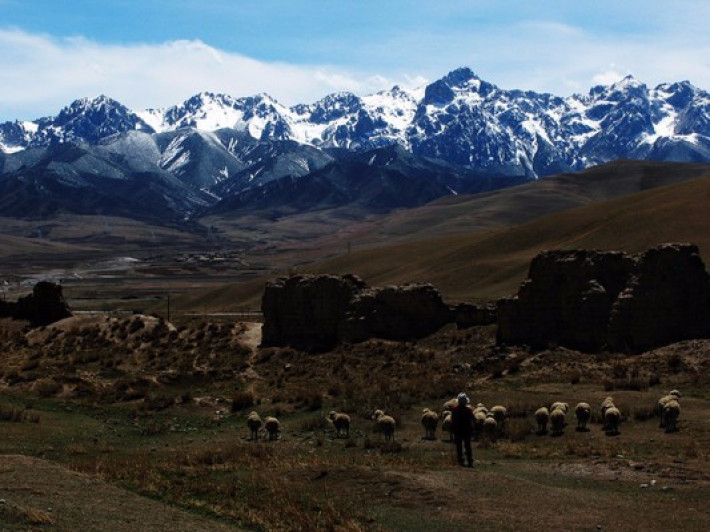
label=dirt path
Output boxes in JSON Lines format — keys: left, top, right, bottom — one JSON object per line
{"left": 235, "top": 322, "right": 263, "bottom": 393}
{"left": 238, "top": 321, "right": 262, "bottom": 357}
{"left": 0, "top": 455, "right": 238, "bottom": 531}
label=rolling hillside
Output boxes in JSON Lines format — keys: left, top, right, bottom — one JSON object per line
{"left": 174, "top": 166, "right": 710, "bottom": 310}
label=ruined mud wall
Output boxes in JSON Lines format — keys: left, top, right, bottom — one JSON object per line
{"left": 261, "top": 274, "right": 495, "bottom": 351}
{"left": 497, "top": 243, "right": 710, "bottom": 353}
{"left": 0, "top": 281, "right": 72, "bottom": 326}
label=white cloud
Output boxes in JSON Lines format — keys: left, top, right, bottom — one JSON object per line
{"left": 350, "top": 18, "right": 709, "bottom": 96}
{"left": 591, "top": 68, "right": 627, "bottom": 87}
{"left": 1, "top": 17, "right": 708, "bottom": 123}
{"left": 0, "top": 29, "right": 417, "bottom": 121}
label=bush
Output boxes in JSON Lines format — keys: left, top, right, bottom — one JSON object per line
{"left": 33, "top": 378, "right": 62, "bottom": 398}
{"left": 231, "top": 390, "right": 257, "bottom": 412}
{"left": 128, "top": 317, "right": 145, "bottom": 334}
{"left": 667, "top": 354, "right": 683, "bottom": 373}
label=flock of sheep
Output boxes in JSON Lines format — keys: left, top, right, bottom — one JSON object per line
{"left": 242, "top": 390, "right": 683, "bottom": 442}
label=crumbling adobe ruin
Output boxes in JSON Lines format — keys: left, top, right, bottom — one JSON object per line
{"left": 0, "top": 281, "right": 72, "bottom": 326}
{"left": 260, "top": 243, "right": 710, "bottom": 354}
{"left": 261, "top": 274, "right": 495, "bottom": 351}
{"left": 497, "top": 243, "right": 710, "bottom": 353}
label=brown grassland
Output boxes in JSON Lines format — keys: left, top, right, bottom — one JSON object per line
{"left": 0, "top": 315, "right": 708, "bottom": 531}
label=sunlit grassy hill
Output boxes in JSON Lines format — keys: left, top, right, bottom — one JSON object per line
{"left": 173, "top": 163, "right": 710, "bottom": 310}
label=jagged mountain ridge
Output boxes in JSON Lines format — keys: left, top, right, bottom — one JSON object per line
{"left": 2, "top": 67, "right": 708, "bottom": 176}
{"left": 0, "top": 68, "right": 707, "bottom": 221}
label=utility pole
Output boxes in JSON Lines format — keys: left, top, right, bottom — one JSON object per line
{"left": 167, "top": 292, "right": 171, "bottom": 322}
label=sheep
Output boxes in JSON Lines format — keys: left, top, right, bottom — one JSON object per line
{"left": 421, "top": 408, "right": 439, "bottom": 440}
{"left": 550, "top": 401, "right": 570, "bottom": 415}
{"left": 604, "top": 406, "right": 621, "bottom": 436}
{"left": 440, "top": 410, "right": 453, "bottom": 442}
{"left": 535, "top": 407, "right": 550, "bottom": 435}
{"left": 372, "top": 409, "right": 396, "bottom": 442}
{"left": 550, "top": 407, "right": 566, "bottom": 436}
{"left": 472, "top": 403, "right": 488, "bottom": 416}
{"left": 657, "top": 390, "right": 682, "bottom": 428}
{"left": 600, "top": 396, "right": 615, "bottom": 419}
{"left": 662, "top": 399, "right": 681, "bottom": 433}
{"left": 246, "top": 411, "right": 262, "bottom": 440}
{"left": 574, "top": 402, "right": 591, "bottom": 432}
{"left": 264, "top": 416, "right": 280, "bottom": 441}
{"left": 489, "top": 405, "right": 507, "bottom": 428}
{"left": 473, "top": 409, "right": 487, "bottom": 439}
{"left": 328, "top": 410, "right": 351, "bottom": 438}
{"left": 443, "top": 397, "right": 459, "bottom": 410}
{"left": 483, "top": 414, "right": 498, "bottom": 442}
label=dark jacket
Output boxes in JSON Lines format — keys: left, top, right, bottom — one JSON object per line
{"left": 450, "top": 404, "right": 474, "bottom": 436}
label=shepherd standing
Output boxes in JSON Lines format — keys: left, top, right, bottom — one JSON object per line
{"left": 451, "top": 392, "right": 475, "bottom": 467}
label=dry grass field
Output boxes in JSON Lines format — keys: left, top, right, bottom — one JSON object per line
{"left": 0, "top": 316, "right": 708, "bottom": 531}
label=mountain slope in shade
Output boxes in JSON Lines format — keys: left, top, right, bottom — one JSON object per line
{"left": 0, "top": 142, "right": 212, "bottom": 221}
{"left": 0, "top": 69, "right": 707, "bottom": 222}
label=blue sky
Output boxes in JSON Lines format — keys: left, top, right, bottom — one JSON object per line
{"left": 1, "top": 0, "right": 708, "bottom": 121}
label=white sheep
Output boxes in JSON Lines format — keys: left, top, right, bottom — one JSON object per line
{"left": 535, "top": 407, "right": 550, "bottom": 434}
{"left": 662, "top": 399, "right": 681, "bottom": 433}
{"left": 657, "top": 390, "right": 682, "bottom": 428}
{"left": 246, "top": 411, "right": 262, "bottom": 440}
{"left": 328, "top": 410, "right": 351, "bottom": 438}
{"left": 372, "top": 409, "right": 396, "bottom": 442}
{"left": 483, "top": 414, "right": 498, "bottom": 441}
{"left": 600, "top": 396, "right": 615, "bottom": 418}
{"left": 473, "top": 409, "right": 487, "bottom": 438}
{"left": 443, "top": 397, "right": 458, "bottom": 410}
{"left": 574, "top": 402, "right": 591, "bottom": 432}
{"left": 490, "top": 405, "right": 507, "bottom": 428}
{"left": 472, "top": 403, "right": 488, "bottom": 416}
{"left": 440, "top": 410, "right": 453, "bottom": 442}
{"left": 421, "top": 408, "right": 439, "bottom": 440}
{"left": 550, "top": 407, "right": 566, "bottom": 436}
{"left": 604, "top": 406, "right": 621, "bottom": 436}
{"left": 264, "top": 416, "right": 280, "bottom": 441}
{"left": 550, "top": 401, "right": 570, "bottom": 415}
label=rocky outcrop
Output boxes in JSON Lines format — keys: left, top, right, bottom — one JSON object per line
{"left": 0, "top": 281, "right": 72, "bottom": 326}
{"left": 497, "top": 243, "right": 710, "bottom": 353}
{"left": 261, "top": 274, "right": 484, "bottom": 351}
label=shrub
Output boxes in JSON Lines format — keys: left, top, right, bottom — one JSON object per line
{"left": 667, "top": 354, "right": 683, "bottom": 373}
{"left": 128, "top": 317, "right": 145, "bottom": 334}
{"left": 33, "top": 378, "right": 62, "bottom": 398}
{"left": 612, "top": 363, "right": 628, "bottom": 379}
{"left": 231, "top": 390, "right": 257, "bottom": 412}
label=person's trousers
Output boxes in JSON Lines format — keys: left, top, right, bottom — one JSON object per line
{"left": 454, "top": 433, "right": 472, "bottom": 464}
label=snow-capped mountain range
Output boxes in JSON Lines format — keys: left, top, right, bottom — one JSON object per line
{"left": 0, "top": 67, "right": 707, "bottom": 221}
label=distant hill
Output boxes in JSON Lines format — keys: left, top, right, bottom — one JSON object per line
{"left": 171, "top": 161, "right": 710, "bottom": 310}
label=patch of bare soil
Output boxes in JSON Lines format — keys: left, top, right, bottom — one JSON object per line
{"left": 0, "top": 455, "right": 236, "bottom": 531}
{"left": 237, "top": 321, "right": 262, "bottom": 354}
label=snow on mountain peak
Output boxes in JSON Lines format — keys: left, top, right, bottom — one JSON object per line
{"left": 0, "top": 68, "right": 707, "bottom": 176}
